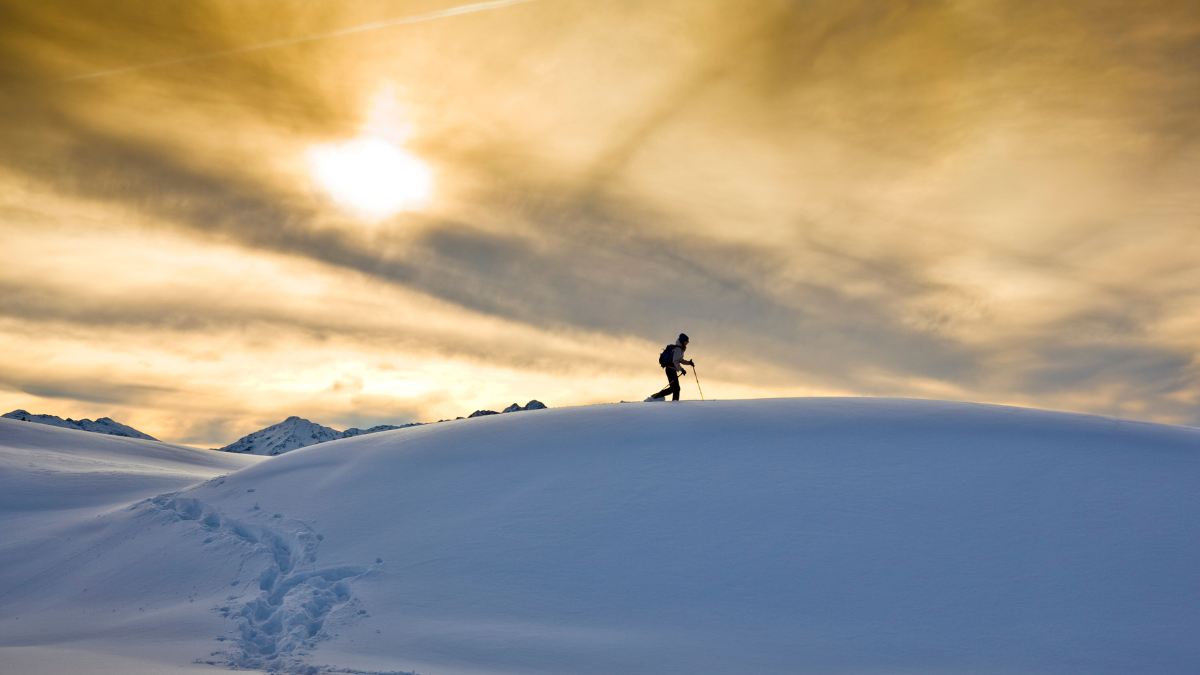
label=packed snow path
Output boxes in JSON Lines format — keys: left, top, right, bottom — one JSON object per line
{"left": 1, "top": 398, "right": 1198, "bottom": 674}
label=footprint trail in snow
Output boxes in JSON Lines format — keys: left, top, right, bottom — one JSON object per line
{"left": 146, "top": 494, "right": 377, "bottom": 672}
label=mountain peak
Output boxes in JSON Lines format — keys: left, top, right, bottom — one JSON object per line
{"left": 218, "top": 416, "right": 341, "bottom": 456}
{"left": 2, "top": 409, "right": 157, "bottom": 441}
{"left": 475, "top": 400, "right": 548, "bottom": 417}
{"left": 218, "top": 417, "right": 423, "bottom": 456}
{"left": 217, "top": 401, "right": 549, "bottom": 456}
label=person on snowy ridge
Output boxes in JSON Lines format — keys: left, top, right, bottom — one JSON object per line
{"left": 646, "top": 333, "right": 694, "bottom": 402}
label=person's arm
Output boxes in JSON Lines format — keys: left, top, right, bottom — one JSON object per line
{"left": 672, "top": 347, "right": 687, "bottom": 373}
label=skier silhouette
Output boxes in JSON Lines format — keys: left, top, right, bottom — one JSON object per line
{"left": 646, "top": 333, "right": 694, "bottom": 401}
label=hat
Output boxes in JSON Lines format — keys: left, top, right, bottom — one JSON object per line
{"left": 678, "top": 333, "right": 690, "bottom": 342}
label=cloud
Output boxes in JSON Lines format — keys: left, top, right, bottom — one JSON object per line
{"left": 1, "top": 127, "right": 981, "bottom": 389}
{"left": 1022, "top": 345, "right": 1192, "bottom": 398}
{"left": 0, "top": 370, "right": 179, "bottom": 407}
{"left": 0, "top": 96, "right": 981, "bottom": 391}
{"left": 1, "top": 0, "right": 1199, "bottom": 434}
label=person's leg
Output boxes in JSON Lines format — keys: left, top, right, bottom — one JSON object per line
{"left": 650, "top": 368, "right": 676, "bottom": 400}
{"left": 667, "top": 368, "right": 680, "bottom": 401}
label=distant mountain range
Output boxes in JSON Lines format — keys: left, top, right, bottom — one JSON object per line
{"left": 2, "top": 409, "right": 158, "bottom": 440}
{"left": 216, "top": 417, "right": 421, "bottom": 456}
{"left": 219, "top": 400, "right": 548, "bottom": 456}
{"left": 3, "top": 400, "right": 548, "bottom": 457}
{"left": 469, "top": 400, "right": 548, "bottom": 418}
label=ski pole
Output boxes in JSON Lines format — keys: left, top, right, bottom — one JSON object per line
{"left": 693, "top": 363, "right": 705, "bottom": 400}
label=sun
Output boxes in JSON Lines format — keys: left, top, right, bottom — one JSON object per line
{"left": 308, "top": 135, "right": 433, "bottom": 220}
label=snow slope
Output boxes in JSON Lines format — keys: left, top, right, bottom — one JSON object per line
{"left": 2, "top": 398, "right": 1199, "bottom": 675}
{"left": 3, "top": 409, "right": 158, "bottom": 440}
{"left": 0, "top": 418, "right": 263, "bottom": 673}
{"left": 0, "top": 418, "right": 259, "bottom": 534}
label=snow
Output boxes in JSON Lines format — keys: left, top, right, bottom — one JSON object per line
{"left": 0, "top": 418, "right": 263, "bottom": 673}
{"left": 3, "top": 408, "right": 158, "bottom": 440}
{"left": 0, "top": 418, "right": 259, "bottom": 536}
{"left": 2, "top": 398, "right": 1199, "bottom": 675}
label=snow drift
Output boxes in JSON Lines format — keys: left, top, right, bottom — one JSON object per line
{"left": 0, "top": 418, "right": 259, "bottom": 533}
{"left": 0, "top": 419, "right": 263, "bottom": 673}
{"left": 1, "top": 398, "right": 1198, "bottom": 675}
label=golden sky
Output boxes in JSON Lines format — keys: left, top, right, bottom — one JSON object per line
{"left": 1, "top": 0, "right": 1198, "bottom": 444}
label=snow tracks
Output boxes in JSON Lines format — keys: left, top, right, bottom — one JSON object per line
{"left": 148, "top": 494, "right": 376, "bottom": 673}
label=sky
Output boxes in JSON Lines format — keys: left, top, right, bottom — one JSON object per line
{"left": 1, "top": 0, "right": 1198, "bottom": 445}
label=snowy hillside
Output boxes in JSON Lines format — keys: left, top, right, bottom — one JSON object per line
{"left": 0, "top": 416, "right": 263, "bottom": 655}
{"left": 2, "top": 398, "right": 1199, "bottom": 675}
{"left": 0, "top": 417, "right": 260, "bottom": 538}
{"left": 3, "top": 408, "right": 157, "bottom": 440}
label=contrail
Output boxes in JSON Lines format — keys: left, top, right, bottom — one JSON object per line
{"left": 46, "top": 0, "right": 542, "bottom": 84}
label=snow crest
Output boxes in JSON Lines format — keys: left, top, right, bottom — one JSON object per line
{"left": 146, "top": 495, "right": 374, "bottom": 673}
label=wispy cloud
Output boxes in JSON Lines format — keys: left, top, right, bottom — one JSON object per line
{"left": 1, "top": 0, "right": 1198, "bottom": 440}
{"left": 31, "top": 0, "right": 543, "bottom": 86}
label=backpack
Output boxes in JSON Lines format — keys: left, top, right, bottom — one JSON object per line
{"left": 658, "top": 344, "right": 677, "bottom": 368}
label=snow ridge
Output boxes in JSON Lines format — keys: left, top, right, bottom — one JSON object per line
{"left": 2, "top": 409, "right": 157, "bottom": 440}
{"left": 147, "top": 494, "right": 375, "bottom": 673}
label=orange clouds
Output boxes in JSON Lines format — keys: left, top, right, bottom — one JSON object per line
{"left": 1, "top": 0, "right": 1198, "bottom": 442}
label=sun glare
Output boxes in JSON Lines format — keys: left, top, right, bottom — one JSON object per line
{"left": 308, "top": 135, "right": 433, "bottom": 220}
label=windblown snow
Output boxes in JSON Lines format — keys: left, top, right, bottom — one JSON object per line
{"left": 2, "top": 398, "right": 1198, "bottom": 675}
